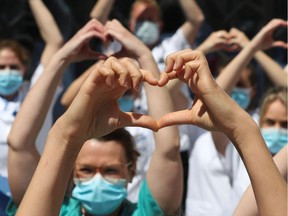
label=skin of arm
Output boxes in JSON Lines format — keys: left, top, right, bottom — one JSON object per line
{"left": 253, "top": 50, "right": 288, "bottom": 87}
{"left": 217, "top": 19, "right": 288, "bottom": 94}
{"left": 60, "top": 63, "right": 97, "bottom": 109}
{"left": 104, "top": 19, "right": 183, "bottom": 213}
{"left": 233, "top": 145, "right": 287, "bottom": 216}
{"left": 166, "top": 0, "right": 204, "bottom": 110}
{"left": 178, "top": 0, "right": 205, "bottom": 46}
{"left": 28, "top": 0, "right": 64, "bottom": 66}
{"left": 8, "top": 18, "right": 108, "bottom": 207}
{"left": 89, "top": 0, "right": 115, "bottom": 24}
{"left": 158, "top": 49, "right": 287, "bottom": 216}
{"left": 15, "top": 55, "right": 160, "bottom": 216}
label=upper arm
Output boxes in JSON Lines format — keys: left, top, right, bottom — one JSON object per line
{"left": 28, "top": 0, "right": 63, "bottom": 67}
{"left": 8, "top": 143, "right": 40, "bottom": 205}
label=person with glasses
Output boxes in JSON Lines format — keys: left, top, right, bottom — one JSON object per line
{"left": 6, "top": 18, "right": 182, "bottom": 216}
{"left": 10, "top": 47, "right": 286, "bottom": 216}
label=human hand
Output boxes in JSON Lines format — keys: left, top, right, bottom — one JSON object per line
{"left": 228, "top": 28, "right": 250, "bottom": 50}
{"left": 57, "top": 19, "right": 108, "bottom": 63}
{"left": 104, "top": 19, "right": 150, "bottom": 60}
{"left": 60, "top": 56, "right": 160, "bottom": 144}
{"left": 252, "top": 18, "right": 288, "bottom": 50}
{"left": 197, "top": 30, "right": 235, "bottom": 54}
{"left": 158, "top": 49, "right": 249, "bottom": 135}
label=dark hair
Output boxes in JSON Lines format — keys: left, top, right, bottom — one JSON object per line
{"left": 0, "top": 39, "right": 30, "bottom": 66}
{"left": 215, "top": 54, "right": 257, "bottom": 87}
{"left": 96, "top": 128, "right": 140, "bottom": 165}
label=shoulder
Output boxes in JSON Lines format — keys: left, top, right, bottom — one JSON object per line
{"left": 59, "top": 196, "right": 82, "bottom": 216}
{"left": 131, "top": 179, "right": 164, "bottom": 216}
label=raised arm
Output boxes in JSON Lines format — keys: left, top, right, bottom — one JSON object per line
{"left": 28, "top": 0, "right": 64, "bottom": 67}
{"left": 196, "top": 30, "right": 232, "bottom": 55}
{"left": 15, "top": 55, "right": 160, "bottom": 216}
{"left": 178, "top": 0, "right": 205, "bottom": 46}
{"left": 217, "top": 19, "right": 288, "bottom": 93}
{"left": 233, "top": 145, "right": 287, "bottom": 216}
{"left": 159, "top": 49, "right": 287, "bottom": 216}
{"left": 104, "top": 19, "right": 182, "bottom": 213}
{"left": 8, "top": 18, "right": 107, "bottom": 206}
{"left": 60, "top": 63, "right": 97, "bottom": 109}
{"left": 90, "top": 0, "right": 115, "bottom": 24}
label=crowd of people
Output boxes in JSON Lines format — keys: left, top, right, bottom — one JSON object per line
{"left": 0, "top": 0, "right": 287, "bottom": 216}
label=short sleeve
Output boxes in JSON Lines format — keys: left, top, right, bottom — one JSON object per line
{"left": 5, "top": 199, "right": 17, "bottom": 216}
{"left": 132, "top": 178, "right": 164, "bottom": 216}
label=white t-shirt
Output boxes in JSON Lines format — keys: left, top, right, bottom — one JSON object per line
{"left": 185, "top": 131, "right": 250, "bottom": 216}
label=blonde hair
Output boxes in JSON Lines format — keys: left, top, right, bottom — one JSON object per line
{"left": 259, "top": 86, "right": 287, "bottom": 126}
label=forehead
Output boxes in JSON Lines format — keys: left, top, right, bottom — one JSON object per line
{"left": 263, "top": 99, "right": 287, "bottom": 121}
{"left": 0, "top": 48, "right": 22, "bottom": 66}
{"left": 236, "top": 68, "right": 252, "bottom": 87}
{"left": 75, "top": 139, "right": 127, "bottom": 166}
{"left": 130, "top": 2, "right": 160, "bottom": 22}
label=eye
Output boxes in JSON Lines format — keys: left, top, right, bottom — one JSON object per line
{"left": 0, "top": 65, "right": 5, "bottom": 69}
{"left": 79, "top": 167, "right": 94, "bottom": 174}
{"left": 103, "top": 166, "right": 122, "bottom": 177}
{"left": 10, "top": 64, "right": 21, "bottom": 70}
{"left": 264, "top": 119, "right": 275, "bottom": 127}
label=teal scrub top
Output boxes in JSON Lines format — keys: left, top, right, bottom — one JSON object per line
{"left": 6, "top": 179, "right": 164, "bottom": 216}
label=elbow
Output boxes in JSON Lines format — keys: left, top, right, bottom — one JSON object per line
{"left": 7, "top": 132, "right": 19, "bottom": 152}
{"left": 195, "top": 13, "right": 205, "bottom": 27}
{"left": 54, "top": 37, "right": 64, "bottom": 50}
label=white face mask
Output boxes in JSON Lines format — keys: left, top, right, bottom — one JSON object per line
{"left": 134, "top": 21, "right": 160, "bottom": 46}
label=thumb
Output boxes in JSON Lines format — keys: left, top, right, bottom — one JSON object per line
{"left": 119, "top": 112, "right": 159, "bottom": 132}
{"left": 87, "top": 49, "right": 108, "bottom": 60}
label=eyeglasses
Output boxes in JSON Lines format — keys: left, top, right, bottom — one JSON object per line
{"left": 0, "top": 64, "right": 21, "bottom": 70}
{"left": 74, "top": 162, "right": 132, "bottom": 183}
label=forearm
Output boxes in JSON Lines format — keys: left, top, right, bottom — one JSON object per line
{"left": 28, "top": 0, "right": 63, "bottom": 47}
{"left": 254, "top": 51, "right": 288, "bottom": 87}
{"left": 216, "top": 42, "right": 257, "bottom": 93}
{"left": 9, "top": 52, "right": 67, "bottom": 149}
{"left": 90, "top": 0, "right": 115, "bottom": 24}
{"left": 230, "top": 119, "right": 286, "bottom": 216}
{"left": 61, "top": 66, "right": 92, "bottom": 109}
{"left": 142, "top": 53, "right": 182, "bottom": 213}
{"left": 16, "top": 120, "right": 81, "bottom": 216}
{"left": 233, "top": 145, "right": 288, "bottom": 216}
{"left": 179, "top": 0, "right": 204, "bottom": 27}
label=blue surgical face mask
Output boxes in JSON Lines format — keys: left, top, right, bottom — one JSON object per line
{"left": 230, "top": 87, "right": 251, "bottom": 110}
{"left": 72, "top": 174, "right": 128, "bottom": 215}
{"left": 0, "top": 69, "right": 23, "bottom": 96}
{"left": 261, "top": 128, "right": 288, "bottom": 154}
{"left": 118, "top": 95, "right": 134, "bottom": 112}
{"left": 135, "top": 21, "right": 160, "bottom": 46}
